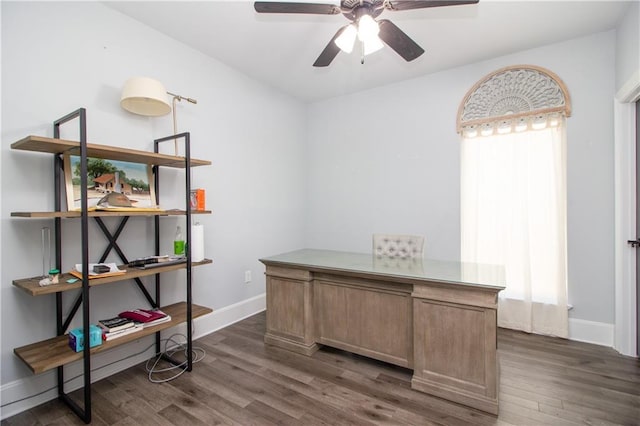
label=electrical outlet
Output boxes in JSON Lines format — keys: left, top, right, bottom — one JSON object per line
{"left": 244, "top": 270, "right": 252, "bottom": 283}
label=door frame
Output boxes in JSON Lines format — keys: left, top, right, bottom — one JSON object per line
{"left": 614, "top": 70, "right": 640, "bottom": 357}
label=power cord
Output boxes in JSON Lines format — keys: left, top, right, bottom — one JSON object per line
{"left": 144, "top": 333, "right": 206, "bottom": 383}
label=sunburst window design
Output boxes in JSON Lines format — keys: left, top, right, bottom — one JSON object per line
{"left": 457, "top": 65, "right": 571, "bottom": 138}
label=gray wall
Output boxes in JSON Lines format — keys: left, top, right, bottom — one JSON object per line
{"left": 0, "top": 0, "right": 633, "bottom": 416}
{"left": 305, "top": 31, "right": 617, "bottom": 325}
{"left": 1, "top": 2, "right": 306, "bottom": 386}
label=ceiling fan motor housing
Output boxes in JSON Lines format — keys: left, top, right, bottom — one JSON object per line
{"left": 342, "top": 0, "right": 385, "bottom": 21}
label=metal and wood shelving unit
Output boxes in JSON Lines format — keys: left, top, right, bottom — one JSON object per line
{"left": 10, "top": 108, "right": 212, "bottom": 423}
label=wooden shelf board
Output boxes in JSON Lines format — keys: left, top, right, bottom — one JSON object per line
{"left": 13, "top": 259, "right": 213, "bottom": 297}
{"left": 11, "top": 135, "right": 211, "bottom": 168}
{"left": 14, "top": 302, "right": 213, "bottom": 374}
{"left": 11, "top": 210, "right": 212, "bottom": 219}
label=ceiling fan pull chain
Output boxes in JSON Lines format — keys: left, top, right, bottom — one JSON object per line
{"left": 361, "top": 42, "right": 365, "bottom": 64}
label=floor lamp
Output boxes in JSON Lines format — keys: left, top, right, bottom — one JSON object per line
{"left": 121, "top": 77, "right": 197, "bottom": 155}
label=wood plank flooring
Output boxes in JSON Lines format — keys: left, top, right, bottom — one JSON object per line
{"left": 3, "top": 312, "right": 639, "bottom": 425}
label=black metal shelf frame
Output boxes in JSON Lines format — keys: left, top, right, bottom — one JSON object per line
{"left": 154, "top": 132, "right": 194, "bottom": 370}
{"left": 50, "top": 109, "right": 196, "bottom": 423}
{"left": 53, "top": 108, "right": 91, "bottom": 423}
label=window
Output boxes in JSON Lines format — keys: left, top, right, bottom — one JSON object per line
{"left": 458, "top": 66, "right": 571, "bottom": 337}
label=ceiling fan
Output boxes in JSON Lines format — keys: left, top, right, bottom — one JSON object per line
{"left": 254, "top": 0, "right": 479, "bottom": 67}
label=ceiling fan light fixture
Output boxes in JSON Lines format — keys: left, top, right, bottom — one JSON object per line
{"left": 335, "top": 24, "right": 357, "bottom": 53}
{"left": 363, "top": 35, "right": 384, "bottom": 55}
{"left": 357, "top": 14, "right": 379, "bottom": 42}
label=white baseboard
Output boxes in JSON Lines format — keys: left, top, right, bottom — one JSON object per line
{"left": 568, "top": 318, "right": 614, "bottom": 348}
{"left": 194, "top": 293, "right": 266, "bottom": 340}
{"left": 0, "top": 294, "right": 266, "bottom": 421}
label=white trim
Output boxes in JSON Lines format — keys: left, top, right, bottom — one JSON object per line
{"left": 617, "top": 69, "right": 640, "bottom": 103}
{"left": 614, "top": 99, "right": 638, "bottom": 357}
{"left": 568, "top": 318, "right": 615, "bottom": 348}
{"left": 0, "top": 294, "right": 266, "bottom": 421}
{"left": 0, "top": 374, "right": 58, "bottom": 421}
{"left": 194, "top": 293, "right": 266, "bottom": 339}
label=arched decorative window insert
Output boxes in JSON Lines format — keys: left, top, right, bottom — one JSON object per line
{"left": 457, "top": 65, "right": 571, "bottom": 138}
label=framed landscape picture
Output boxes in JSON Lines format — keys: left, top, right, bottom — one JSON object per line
{"left": 64, "top": 154, "right": 157, "bottom": 211}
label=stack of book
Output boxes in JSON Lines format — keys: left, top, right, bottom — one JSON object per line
{"left": 97, "top": 316, "right": 142, "bottom": 341}
{"left": 118, "top": 308, "right": 172, "bottom": 328}
{"left": 97, "top": 308, "right": 171, "bottom": 342}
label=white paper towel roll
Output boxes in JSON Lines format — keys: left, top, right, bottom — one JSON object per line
{"left": 191, "top": 222, "right": 205, "bottom": 262}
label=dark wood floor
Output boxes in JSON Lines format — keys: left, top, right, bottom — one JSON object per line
{"left": 3, "top": 312, "right": 639, "bottom": 425}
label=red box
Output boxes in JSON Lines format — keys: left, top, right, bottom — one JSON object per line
{"left": 190, "top": 188, "right": 205, "bottom": 211}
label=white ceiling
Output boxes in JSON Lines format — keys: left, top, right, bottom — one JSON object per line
{"left": 105, "top": 0, "right": 633, "bottom": 102}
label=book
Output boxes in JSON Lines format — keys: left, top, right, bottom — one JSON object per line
{"left": 87, "top": 206, "right": 164, "bottom": 212}
{"left": 70, "top": 263, "right": 126, "bottom": 280}
{"left": 190, "top": 188, "right": 205, "bottom": 211}
{"left": 128, "top": 255, "right": 185, "bottom": 268}
{"left": 142, "top": 315, "right": 172, "bottom": 328}
{"left": 97, "top": 316, "right": 135, "bottom": 333}
{"left": 118, "top": 308, "right": 171, "bottom": 328}
{"left": 102, "top": 323, "right": 143, "bottom": 341}
{"left": 138, "top": 257, "right": 186, "bottom": 270}
{"left": 128, "top": 255, "right": 169, "bottom": 267}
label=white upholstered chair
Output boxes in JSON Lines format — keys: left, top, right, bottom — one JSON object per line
{"left": 372, "top": 234, "right": 424, "bottom": 259}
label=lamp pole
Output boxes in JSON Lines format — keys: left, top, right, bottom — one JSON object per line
{"left": 168, "top": 91, "right": 197, "bottom": 156}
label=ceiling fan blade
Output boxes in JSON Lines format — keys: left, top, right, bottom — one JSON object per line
{"left": 254, "top": 2, "right": 341, "bottom": 14}
{"left": 313, "top": 26, "right": 347, "bottom": 67}
{"left": 386, "top": 0, "right": 478, "bottom": 12}
{"left": 378, "top": 19, "right": 424, "bottom": 62}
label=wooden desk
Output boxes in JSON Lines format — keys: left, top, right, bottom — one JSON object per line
{"left": 260, "top": 249, "right": 505, "bottom": 414}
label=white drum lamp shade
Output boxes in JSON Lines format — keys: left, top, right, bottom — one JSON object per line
{"left": 120, "top": 77, "right": 171, "bottom": 116}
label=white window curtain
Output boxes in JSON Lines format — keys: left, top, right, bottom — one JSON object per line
{"left": 461, "top": 124, "right": 569, "bottom": 338}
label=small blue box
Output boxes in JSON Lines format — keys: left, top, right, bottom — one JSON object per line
{"left": 68, "top": 325, "right": 102, "bottom": 352}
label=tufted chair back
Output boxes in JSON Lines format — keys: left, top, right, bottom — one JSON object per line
{"left": 372, "top": 234, "right": 424, "bottom": 259}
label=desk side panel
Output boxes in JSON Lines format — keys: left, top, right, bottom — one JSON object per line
{"left": 412, "top": 287, "right": 499, "bottom": 415}
{"left": 264, "top": 266, "right": 318, "bottom": 356}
